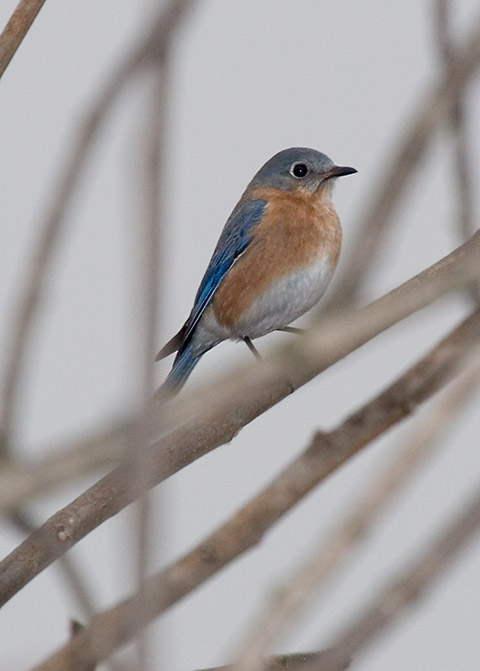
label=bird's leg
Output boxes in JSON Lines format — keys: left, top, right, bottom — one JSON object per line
{"left": 277, "top": 326, "right": 306, "bottom": 335}
{"left": 243, "top": 336, "right": 262, "bottom": 360}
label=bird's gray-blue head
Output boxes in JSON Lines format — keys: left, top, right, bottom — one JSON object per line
{"left": 249, "top": 147, "right": 357, "bottom": 193}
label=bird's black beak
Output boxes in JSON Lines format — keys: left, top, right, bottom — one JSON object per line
{"left": 329, "top": 165, "right": 357, "bottom": 178}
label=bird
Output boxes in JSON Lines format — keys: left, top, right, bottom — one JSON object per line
{"left": 156, "top": 147, "right": 356, "bottom": 394}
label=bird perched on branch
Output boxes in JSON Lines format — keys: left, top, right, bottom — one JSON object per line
{"left": 157, "top": 147, "right": 356, "bottom": 394}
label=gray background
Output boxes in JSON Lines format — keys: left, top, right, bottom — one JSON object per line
{"left": 1, "top": 1, "right": 480, "bottom": 669}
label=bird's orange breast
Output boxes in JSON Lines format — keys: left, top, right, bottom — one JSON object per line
{"left": 212, "top": 187, "right": 342, "bottom": 328}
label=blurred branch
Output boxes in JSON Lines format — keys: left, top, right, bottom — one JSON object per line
{"left": 434, "top": 0, "right": 451, "bottom": 59}
{"left": 435, "top": 0, "right": 474, "bottom": 240}
{"left": 132, "top": 56, "right": 169, "bottom": 671}
{"left": 434, "top": 0, "right": 479, "bottom": 302}
{"left": 0, "top": 417, "right": 132, "bottom": 513}
{"left": 323, "top": 6, "right": 480, "bottom": 311}
{"left": 0, "top": 0, "right": 194, "bottom": 450}
{"left": 31, "top": 307, "right": 480, "bottom": 670}
{"left": 232, "top": 353, "right": 480, "bottom": 671}
{"left": 1, "top": 230, "right": 480, "bottom": 607}
{"left": 315, "top": 481, "right": 480, "bottom": 671}
{"left": 0, "top": 0, "right": 47, "bottom": 78}
{"left": 68, "top": 622, "right": 97, "bottom": 671}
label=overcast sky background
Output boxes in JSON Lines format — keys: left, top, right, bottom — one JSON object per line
{"left": 1, "top": 1, "right": 480, "bottom": 669}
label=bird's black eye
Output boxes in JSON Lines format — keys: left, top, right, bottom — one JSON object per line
{"left": 290, "top": 162, "right": 309, "bottom": 178}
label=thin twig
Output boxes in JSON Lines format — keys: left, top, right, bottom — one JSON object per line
{"left": 0, "top": 0, "right": 47, "bottom": 78}
{"left": 232, "top": 353, "right": 480, "bottom": 671}
{"left": 31, "top": 307, "right": 480, "bottom": 670}
{"left": 314, "top": 481, "right": 480, "bottom": 671}
{"left": 323, "top": 7, "right": 480, "bottom": 311}
{"left": 1, "top": 230, "right": 480, "bottom": 607}
{"left": 0, "top": 0, "right": 194, "bottom": 450}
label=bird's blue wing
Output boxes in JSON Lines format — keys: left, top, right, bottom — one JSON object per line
{"left": 181, "top": 198, "right": 267, "bottom": 347}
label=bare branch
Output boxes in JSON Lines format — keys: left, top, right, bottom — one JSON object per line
{"left": 0, "top": 0, "right": 47, "bottom": 78}
{"left": 315, "top": 481, "right": 480, "bottom": 671}
{"left": 232, "top": 353, "right": 480, "bottom": 671}
{"left": 30, "top": 307, "right": 480, "bottom": 670}
{"left": 2, "top": 230, "right": 480, "bottom": 608}
{"left": 434, "top": 0, "right": 479, "bottom": 302}
{"left": 323, "top": 7, "right": 480, "bottom": 310}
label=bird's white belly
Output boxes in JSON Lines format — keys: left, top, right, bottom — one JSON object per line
{"left": 235, "top": 255, "right": 334, "bottom": 338}
{"left": 198, "top": 255, "right": 335, "bottom": 348}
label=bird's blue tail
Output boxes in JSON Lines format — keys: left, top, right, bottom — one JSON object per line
{"left": 159, "top": 346, "right": 202, "bottom": 397}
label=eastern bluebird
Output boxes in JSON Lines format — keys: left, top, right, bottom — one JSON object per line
{"left": 157, "top": 147, "right": 356, "bottom": 394}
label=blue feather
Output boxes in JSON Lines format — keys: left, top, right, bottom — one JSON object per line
{"left": 160, "top": 345, "right": 201, "bottom": 395}
{"left": 157, "top": 198, "right": 267, "bottom": 395}
{"left": 179, "top": 198, "right": 267, "bottom": 348}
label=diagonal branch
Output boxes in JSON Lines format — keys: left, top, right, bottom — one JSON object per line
{"left": 0, "top": 0, "right": 47, "bottom": 78}
{"left": 315, "top": 480, "right": 480, "bottom": 671}
{"left": 31, "top": 307, "right": 480, "bottom": 670}
{"left": 231, "top": 352, "right": 480, "bottom": 671}
{"left": 1, "top": 229, "right": 480, "bottom": 607}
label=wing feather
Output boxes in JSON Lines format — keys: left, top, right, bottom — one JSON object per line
{"left": 156, "top": 198, "right": 267, "bottom": 359}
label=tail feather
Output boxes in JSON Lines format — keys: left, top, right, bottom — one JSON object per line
{"left": 155, "top": 325, "right": 186, "bottom": 361}
{"left": 158, "top": 346, "right": 201, "bottom": 396}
